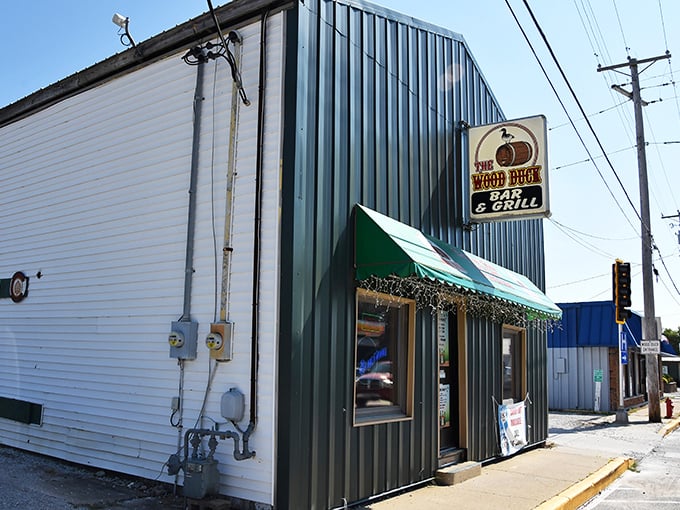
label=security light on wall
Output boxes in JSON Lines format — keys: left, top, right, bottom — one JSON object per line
{"left": 112, "top": 13, "right": 136, "bottom": 48}
{"left": 112, "top": 13, "right": 128, "bottom": 28}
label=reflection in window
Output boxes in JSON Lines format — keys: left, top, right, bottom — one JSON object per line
{"left": 354, "top": 289, "right": 414, "bottom": 424}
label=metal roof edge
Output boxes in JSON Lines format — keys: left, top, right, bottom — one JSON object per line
{"left": 555, "top": 300, "right": 643, "bottom": 319}
{"left": 339, "top": 0, "right": 466, "bottom": 42}
{"left": 337, "top": 0, "right": 505, "bottom": 120}
{"left": 0, "top": 0, "right": 294, "bottom": 128}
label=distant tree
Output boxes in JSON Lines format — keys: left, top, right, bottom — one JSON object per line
{"left": 663, "top": 327, "right": 680, "bottom": 354}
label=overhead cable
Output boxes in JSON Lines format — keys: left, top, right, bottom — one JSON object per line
{"left": 519, "top": 0, "right": 644, "bottom": 230}
{"left": 504, "top": 0, "right": 640, "bottom": 235}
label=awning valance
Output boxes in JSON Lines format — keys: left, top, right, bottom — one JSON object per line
{"left": 354, "top": 205, "right": 561, "bottom": 322}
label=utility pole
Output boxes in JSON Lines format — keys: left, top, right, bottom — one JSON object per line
{"left": 598, "top": 52, "right": 671, "bottom": 423}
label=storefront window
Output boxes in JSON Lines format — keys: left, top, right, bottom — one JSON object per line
{"left": 354, "top": 289, "right": 415, "bottom": 425}
{"left": 502, "top": 326, "right": 525, "bottom": 403}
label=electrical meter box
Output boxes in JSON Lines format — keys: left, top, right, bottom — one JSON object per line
{"left": 169, "top": 320, "right": 198, "bottom": 360}
{"left": 207, "top": 321, "right": 234, "bottom": 362}
{"left": 183, "top": 457, "right": 219, "bottom": 499}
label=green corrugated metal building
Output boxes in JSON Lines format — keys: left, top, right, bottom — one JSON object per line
{"left": 277, "top": 1, "right": 559, "bottom": 508}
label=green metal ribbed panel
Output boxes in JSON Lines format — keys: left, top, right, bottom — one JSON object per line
{"left": 277, "top": 1, "right": 548, "bottom": 508}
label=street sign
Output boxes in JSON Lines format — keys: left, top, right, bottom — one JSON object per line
{"left": 593, "top": 369, "right": 603, "bottom": 383}
{"left": 620, "top": 331, "right": 628, "bottom": 365}
{"left": 641, "top": 340, "right": 660, "bottom": 354}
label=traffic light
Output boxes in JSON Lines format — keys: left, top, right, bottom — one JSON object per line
{"left": 612, "top": 259, "right": 632, "bottom": 324}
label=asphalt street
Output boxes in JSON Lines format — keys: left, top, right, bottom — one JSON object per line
{"left": 580, "top": 425, "right": 680, "bottom": 509}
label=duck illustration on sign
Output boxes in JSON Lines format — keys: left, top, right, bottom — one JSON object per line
{"left": 467, "top": 115, "right": 550, "bottom": 222}
{"left": 497, "top": 127, "right": 533, "bottom": 167}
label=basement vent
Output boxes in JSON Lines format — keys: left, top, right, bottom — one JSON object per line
{"left": 0, "top": 396, "right": 43, "bottom": 425}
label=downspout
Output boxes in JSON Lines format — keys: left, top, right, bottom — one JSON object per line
{"left": 241, "top": 9, "right": 269, "bottom": 453}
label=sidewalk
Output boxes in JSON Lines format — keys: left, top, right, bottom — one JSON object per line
{"left": 363, "top": 392, "right": 680, "bottom": 510}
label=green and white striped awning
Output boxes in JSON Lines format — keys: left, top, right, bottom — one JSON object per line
{"left": 354, "top": 204, "right": 561, "bottom": 322}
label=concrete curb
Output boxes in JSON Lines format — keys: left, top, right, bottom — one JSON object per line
{"left": 533, "top": 457, "right": 632, "bottom": 510}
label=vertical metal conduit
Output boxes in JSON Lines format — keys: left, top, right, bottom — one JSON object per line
{"left": 182, "top": 59, "right": 206, "bottom": 321}
{"left": 175, "top": 55, "right": 206, "bottom": 486}
{"left": 220, "top": 37, "right": 244, "bottom": 322}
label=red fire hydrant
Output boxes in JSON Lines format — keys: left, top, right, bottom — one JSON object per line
{"left": 665, "top": 397, "right": 674, "bottom": 419}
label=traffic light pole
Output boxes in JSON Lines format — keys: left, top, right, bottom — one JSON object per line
{"left": 599, "top": 53, "right": 670, "bottom": 423}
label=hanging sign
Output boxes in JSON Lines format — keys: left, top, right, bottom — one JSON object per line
{"left": 468, "top": 115, "right": 550, "bottom": 222}
{"left": 498, "top": 400, "right": 527, "bottom": 457}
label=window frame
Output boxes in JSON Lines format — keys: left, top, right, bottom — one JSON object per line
{"left": 353, "top": 288, "right": 416, "bottom": 426}
{"left": 501, "top": 325, "right": 526, "bottom": 404}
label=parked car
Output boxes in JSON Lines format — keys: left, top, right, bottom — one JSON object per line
{"left": 355, "top": 360, "right": 393, "bottom": 406}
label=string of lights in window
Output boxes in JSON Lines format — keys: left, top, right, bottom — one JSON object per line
{"left": 358, "top": 275, "right": 560, "bottom": 331}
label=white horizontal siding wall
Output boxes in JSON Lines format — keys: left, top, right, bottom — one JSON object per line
{"left": 0, "top": 12, "right": 283, "bottom": 507}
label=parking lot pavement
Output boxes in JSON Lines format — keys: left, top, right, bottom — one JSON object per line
{"left": 0, "top": 445, "right": 182, "bottom": 510}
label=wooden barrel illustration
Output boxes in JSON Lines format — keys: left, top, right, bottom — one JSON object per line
{"left": 495, "top": 141, "right": 533, "bottom": 167}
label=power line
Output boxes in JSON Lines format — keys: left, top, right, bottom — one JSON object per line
{"left": 548, "top": 99, "right": 628, "bottom": 131}
{"left": 643, "top": 109, "right": 679, "bottom": 214}
{"left": 553, "top": 144, "right": 635, "bottom": 170}
{"left": 547, "top": 270, "right": 610, "bottom": 290}
{"left": 587, "top": 265, "right": 644, "bottom": 302}
{"left": 654, "top": 247, "right": 680, "bottom": 297}
{"left": 574, "top": 1, "right": 637, "bottom": 149}
{"left": 549, "top": 218, "right": 638, "bottom": 241}
{"left": 506, "top": 0, "right": 642, "bottom": 234}
{"left": 612, "top": 0, "right": 631, "bottom": 57}
{"left": 548, "top": 218, "right": 619, "bottom": 259}
{"left": 658, "top": 0, "right": 670, "bottom": 50}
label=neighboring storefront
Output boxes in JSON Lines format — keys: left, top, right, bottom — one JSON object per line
{"left": 547, "top": 301, "right": 646, "bottom": 411}
{"left": 0, "top": 1, "right": 560, "bottom": 509}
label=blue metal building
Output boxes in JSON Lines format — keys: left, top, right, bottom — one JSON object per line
{"left": 547, "top": 301, "right": 645, "bottom": 412}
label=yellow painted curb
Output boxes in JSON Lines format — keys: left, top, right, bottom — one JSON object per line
{"left": 534, "top": 457, "right": 632, "bottom": 510}
{"left": 659, "top": 416, "right": 680, "bottom": 437}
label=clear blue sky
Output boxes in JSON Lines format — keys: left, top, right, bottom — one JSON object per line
{"left": 4, "top": 1, "right": 680, "bottom": 332}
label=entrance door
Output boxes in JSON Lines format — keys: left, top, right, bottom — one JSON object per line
{"left": 438, "top": 311, "right": 459, "bottom": 461}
